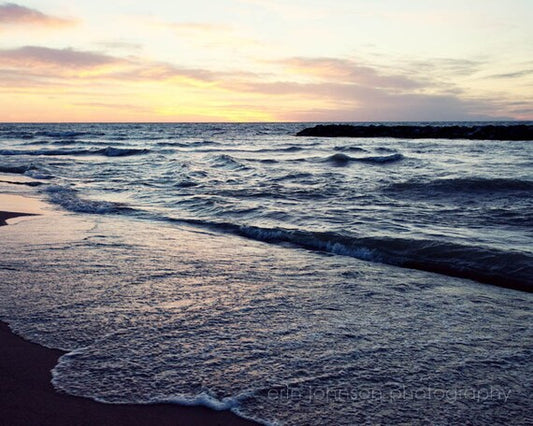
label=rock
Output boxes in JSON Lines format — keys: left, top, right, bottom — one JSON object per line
{"left": 296, "top": 124, "right": 533, "bottom": 140}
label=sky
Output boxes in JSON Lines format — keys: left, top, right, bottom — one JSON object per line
{"left": 0, "top": 0, "right": 531, "bottom": 122}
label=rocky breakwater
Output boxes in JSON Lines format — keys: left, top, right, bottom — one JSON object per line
{"left": 296, "top": 124, "right": 533, "bottom": 140}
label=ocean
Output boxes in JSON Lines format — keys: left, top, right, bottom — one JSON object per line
{"left": 0, "top": 122, "right": 531, "bottom": 425}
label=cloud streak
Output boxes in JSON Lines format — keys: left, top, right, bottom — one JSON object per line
{"left": 0, "top": 45, "right": 522, "bottom": 121}
{"left": 226, "top": 79, "right": 502, "bottom": 121}
{"left": 0, "top": 3, "right": 76, "bottom": 28}
{"left": 0, "top": 46, "right": 232, "bottom": 87}
{"left": 278, "top": 57, "right": 423, "bottom": 90}
{"left": 0, "top": 46, "right": 119, "bottom": 68}
{"left": 487, "top": 69, "right": 533, "bottom": 79}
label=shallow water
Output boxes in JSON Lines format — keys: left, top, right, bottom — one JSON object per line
{"left": 0, "top": 122, "right": 532, "bottom": 424}
{"left": 0, "top": 213, "right": 531, "bottom": 425}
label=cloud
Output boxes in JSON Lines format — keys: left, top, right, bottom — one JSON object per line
{"left": 0, "top": 3, "right": 76, "bottom": 27}
{"left": 0, "top": 46, "right": 120, "bottom": 69}
{"left": 487, "top": 69, "right": 533, "bottom": 79}
{"left": 406, "top": 58, "right": 484, "bottom": 77}
{"left": 0, "top": 45, "right": 233, "bottom": 88}
{"left": 229, "top": 81, "right": 491, "bottom": 120}
{"left": 278, "top": 57, "right": 422, "bottom": 90}
{"left": 0, "top": 46, "right": 524, "bottom": 121}
{"left": 220, "top": 57, "right": 516, "bottom": 121}
{"left": 510, "top": 108, "right": 533, "bottom": 115}
{"left": 107, "top": 62, "right": 219, "bottom": 83}
{"left": 0, "top": 46, "right": 135, "bottom": 89}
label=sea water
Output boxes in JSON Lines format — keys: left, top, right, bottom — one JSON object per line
{"left": 0, "top": 123, "right": 531, "bottom": 425}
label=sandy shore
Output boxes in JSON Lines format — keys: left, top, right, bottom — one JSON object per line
{"left": 0, "top": 209, "right": 258, "bottom": 426}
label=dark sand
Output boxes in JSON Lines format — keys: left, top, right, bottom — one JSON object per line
{"left": 0, "top": 211, "right": 258, "bottom": 426}
{"left": 0, "top": 211, "right": 37, "bottom": 226}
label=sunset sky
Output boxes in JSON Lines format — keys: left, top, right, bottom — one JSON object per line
{"left": 0, "top": 0, "right": 531, "bottom": 122}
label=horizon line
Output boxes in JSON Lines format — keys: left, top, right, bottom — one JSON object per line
{"left": 0, "top": 120, "right": 530, "bottom": 125}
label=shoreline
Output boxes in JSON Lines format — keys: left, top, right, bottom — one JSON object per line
{"left": 0, "top": 209, "right": 258, "bottom": 426}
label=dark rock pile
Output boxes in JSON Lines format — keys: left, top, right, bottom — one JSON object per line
{"left": 296, "top": 124, "right": 533, "bottom": 140}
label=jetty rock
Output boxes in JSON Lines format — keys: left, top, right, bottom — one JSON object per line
{"left": 296, "top": 124, "right": 533, "bottom": 140}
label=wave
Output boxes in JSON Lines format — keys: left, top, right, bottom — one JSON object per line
{"left": 267, "top": 146, "right": 303, "bottom": 153}
{"left": 325, "top": 152, "right": 404, "bottom": 165}
{"left": 386, "top": 177, "right": 533, "bottom": 195}
{"left": 0, "top": 178, "right": 43, "bottom": 187}
{"left": 0, "top": 131, "right": 35, "bottom": 140}
{"left": 24, "top": 169, "right": 54, "bottom": 180}
{"left": 24, "top": 140, "right": 79, "bottom": 146}
{"left": 272, "top": 172, "right": 314, "bottom": 182}
{"left": 44, "top": 186, "right": 133, "bottom": 214}
{"left": 0, "top": 147, "right": 149, "bottom": 157}
{"left": 232, "top": 146, "right": 303, "bottom": 154}
{"left": 0, "top": 164, "right": 35, "bottom": 174}
{"left": 483, "top": 208, "right": 533, "bottom": 227}
{"left": 156, "top": 140, "right": 222, "bottom": 147}
{"left": 98, "top": 147, "right": 149, "bottom": 157}
{"left": 41, "top": 182, "right": 530, "bottom": 291}
{"left": 0, "top": 163, "right": 53, "bottom": 179}
{"left": 157, "top": 392, "right": 240, "bottom": 411}
{"left": 168, "top": 218, "right": 532, "bottom": 291}
{"left": 43, "top": 184, "right": 531, "bottom": 290}
{"left": 24, "top": 140, "right": 130, "bottom": 147}
{"left": 34, "top": 131, "right": 106, "bottom": 138}
{"left": 174, "top": 180, "right": 198, "bottom": 188}
{"left": 154, "top": 392, "right": 267, "bottom": 425}
{"left": 333, "top": 145, "right": 367, "bottom": 152}
{"left": 208, "top": 154, "right": 250, "bottom": 170}
{"left": 0, "top": 129, "right": 106, "bottom": 140}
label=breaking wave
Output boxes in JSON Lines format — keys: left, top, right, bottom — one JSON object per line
{"left": 168, "top": 218, "right": 533, "bottom": 292}
{"left": 44, "top": 186, "right": 133, "bottom": 214}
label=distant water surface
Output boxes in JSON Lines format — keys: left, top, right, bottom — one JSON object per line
{"left": 0, "top": 122, "right": 531, "bottom": 425}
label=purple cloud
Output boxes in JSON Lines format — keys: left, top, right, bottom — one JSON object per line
{"left": 0, "top": 3, "right": 76, "bottom": 27}
{"left": 226, "top": 75, "right": 511, "bottom": 121}
{"left": 280, "top": 57, "right": 423, "bottom": 90}
{"left": 0, "top": 46, "right": 121, "bottom": 68}
{"left": 0, "top": 45, "right": 233, "bottom": 86}
{"left": 0, "top": 45, "right": 522, "bottom": 120}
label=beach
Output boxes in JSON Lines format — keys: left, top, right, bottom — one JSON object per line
{"left": 0, "top": 206, "right": 257, "bottom": 426}
{"left": 0, "top": 123, "right": 531, "bottom": 425}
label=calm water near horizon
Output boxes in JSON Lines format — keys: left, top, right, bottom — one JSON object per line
{"left": 0, "top": 122, "right": 531, "bottom": 425}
